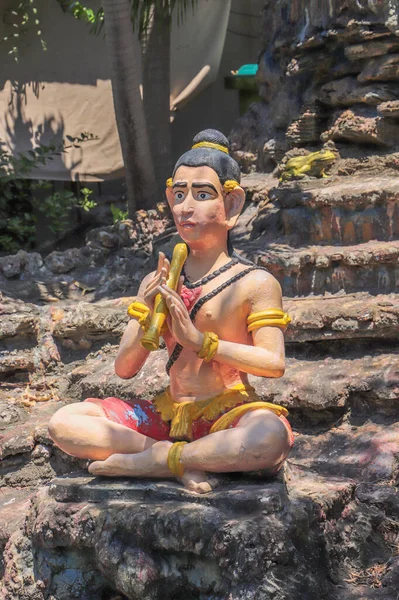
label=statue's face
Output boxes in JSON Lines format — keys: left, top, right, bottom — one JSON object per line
{"left": 166, "top": 165, "right": 229, "bottom": 246}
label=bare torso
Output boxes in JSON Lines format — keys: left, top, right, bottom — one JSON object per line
{"left": 48, "top": 150, "right": 291, "bottom": 488}
{"left": 163, "top": 263, "right": 255, "bottom": 403}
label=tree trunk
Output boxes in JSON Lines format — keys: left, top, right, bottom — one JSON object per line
{"left": 102, "top": 0, "right": 156, "bottom": 214}
{"left": 142, "top": 3, "right": 172, "bottom": 202}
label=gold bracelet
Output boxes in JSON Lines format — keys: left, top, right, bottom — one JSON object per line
{"left": 197, "top": 331, "right": 219, "bottom": 362}
{"left": 167, "top": 441, "right": 188, "bottom": 477}
{"left": 197, "top": 332, "right": 211, "bottom": 358}
{"left": 127, "top": 301, "right": 151, "bottom": 332}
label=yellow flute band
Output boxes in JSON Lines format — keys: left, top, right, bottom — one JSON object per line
{"left": 140, "top": 243, "right": 189, "bottom": 351}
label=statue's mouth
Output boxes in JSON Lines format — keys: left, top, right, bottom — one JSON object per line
{"left": 180, "top": 221, "right": 196, "bottom": 228}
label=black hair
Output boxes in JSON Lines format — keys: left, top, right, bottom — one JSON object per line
{"left": 172, "top": 129, "right": 241, "bottom": 184}
{"left": 174, "top": 129, "right": 243, "bottom": 258}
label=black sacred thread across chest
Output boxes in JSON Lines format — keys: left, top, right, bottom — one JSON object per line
{"left": 165, "top": 253, "right": 269, "bottom": 375}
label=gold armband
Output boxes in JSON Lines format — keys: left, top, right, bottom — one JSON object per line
{"left": 167, "top": 441, "right": 188, "bottom": 477}
{"left": 197, "top": 331, "right": 219, "bottom": 362}
{"left": 127, "top": 301, "right": 151, "bottom": 332}
{"left": 247, "top": 309, "right": 291, "bottom": 333}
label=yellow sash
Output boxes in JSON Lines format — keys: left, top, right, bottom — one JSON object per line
{"left": 152, "top": 383, "right": 288, "bottom": 440}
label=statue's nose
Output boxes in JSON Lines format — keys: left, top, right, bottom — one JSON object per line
{"left": 180, "top": 191, "right": 195, "bottom": 215}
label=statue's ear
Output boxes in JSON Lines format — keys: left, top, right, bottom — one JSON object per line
{"left": 225, "top": 186, "right": 245, "bottom": 230}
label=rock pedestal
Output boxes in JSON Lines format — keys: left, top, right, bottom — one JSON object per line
{"left": 1, "top": 171, "right": 399, "bottom": 597}
{"left": 0, "top": 473, "right": 353, "bottom": 600}
{"left": 1, "top": 2, "right": 399, "bottom": 596}
{"left": 3, "top": 467, "right": 399, "bottom": 599}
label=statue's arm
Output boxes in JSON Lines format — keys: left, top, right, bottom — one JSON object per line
{"left": 213, "top": 273, "right": 286, "bottom": 378}
{"left": 114, "top": 271, "right": 155, "bottom": 379}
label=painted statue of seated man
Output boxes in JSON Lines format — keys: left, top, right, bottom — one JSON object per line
{"left": 48, "top": 129, "right": 294, "bottom": 494}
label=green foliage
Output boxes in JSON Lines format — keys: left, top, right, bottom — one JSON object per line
{"left": 58, "top": 0, "right": 199, "bottom": 37}
{"left": 58, "top": 1, "right": 95, "bottom": 22}
{"left": 78, "top": 187, "right": 96, "bottom": 212}
{"left": 110, "top": 203, "right": 128, "bottom": 224}
{"left": 58, "top": 0, "right": 104, "bottom": 33}
{"left": 0, "top": 135, "right": 98, "bottom": 254}
{"left": 2, "top": 0, "right": 46, "bottom": 61}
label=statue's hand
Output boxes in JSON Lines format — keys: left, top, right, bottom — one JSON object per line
{"left": 158, "top": 284, "right": 204, "bottom": 351}
{"left": 143, "top": 252, "right": 170, "bottom": 310}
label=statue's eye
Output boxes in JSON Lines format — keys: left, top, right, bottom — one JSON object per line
{"left": 174, "top": 191, "right": 185, "bottom": 200}
{"left": 197, "top": 192, "right": 212, "bottom": 200}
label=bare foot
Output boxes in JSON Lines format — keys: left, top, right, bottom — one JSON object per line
{"left": 87, "top": 443, "right": 222, "bottom": 494}
{"left": 88, "top": 441, "right": 172, "bottom": 477}
{"left": 181, "top": 470, "right": 222, "bottom": 494}
{"left": 88, "top": 453, "right": 141, "bottom": 477}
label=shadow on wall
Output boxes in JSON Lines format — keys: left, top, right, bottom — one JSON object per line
{"left": 4, "top": 82, "right": 84, "bottom": 177}
{"left": 0, "top": 0, "right": 110, "bottom": 90}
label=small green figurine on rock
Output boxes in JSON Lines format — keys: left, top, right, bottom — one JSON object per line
{"left": 280, "top": 149, "right": 336, "bottom": 181}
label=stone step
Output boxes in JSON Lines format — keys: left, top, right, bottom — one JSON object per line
{"left": 253, "top": 350, "right": 399, "bottom": 416}
{"left": 281, "top": 199, "right": 398, "bottom": 246}
{"left": 69, "top": 325, "right": 399, "bottom": 417}
{"left": 240, "top": 172, "right": 278, "bottom": 201}
{"left": 270, "top": 176, "right": 399, "bottom": 210}
{"left": 270, "top": 176, "right": 399, "bottom": 246}
{"left": 285, "top": 291, "right": 399, "bottom": 342}
{"left": 2, "top": 456, "right": 394, "bottom": 599}
{"left": 2, "top": 292, "right": 398, "bottom": 385}
{"left": 251, "top": 240, "right": 399, "bottom": 295}
{"left": 60, "top": 293, "right": 399, "bottom": 367}
{"left": 0, "top": 487, "right": 35, "bottom": 555}
{"left": 0, "top": 400, "right": 87, "bottom": 488}
{"left": 290, "top": 419, "right": 399, "bottom": 483}
{"left": 0, "top": 349, "right": 36, "bottom": 377}
{"left": 8, "top": 475, "right": 335, "bottom": 600}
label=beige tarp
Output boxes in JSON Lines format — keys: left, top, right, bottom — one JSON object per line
{"left": 0, "top": 0, "right": 231, "bottom": 181}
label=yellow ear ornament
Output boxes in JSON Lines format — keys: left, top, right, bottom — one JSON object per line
{"left": 223, "top": 180, "right": 239, "bottom": 194}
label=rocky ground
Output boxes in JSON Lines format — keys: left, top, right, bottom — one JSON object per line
{"left": 1, "top": 1, "right": 399, "bottom": 598}
{"left": 0, "top": 158, "right": 398, "bottom": 598}
{"left": 230, "top": 0, "right": 399, "bottom": 174}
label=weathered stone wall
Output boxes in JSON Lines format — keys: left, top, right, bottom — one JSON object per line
{"left": 231, "top": 0, "right": 399, "bottom": 170}
{"left": 1, "top": 3, "right": 399, "bottom": 597}
{"left": 1, "top": 181, "right": 399, "bottom": 598}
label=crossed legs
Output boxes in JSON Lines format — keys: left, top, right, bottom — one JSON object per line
{"left": 48, "top": 402, "right": 157, "bottom": 460}
{"left": 48, "top": 402, "right": 292, "bottom": 493}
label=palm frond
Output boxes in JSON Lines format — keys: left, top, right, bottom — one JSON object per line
{"left": 59, "top": 0, "right": 201, "bottom": 37}
{"left": 91, "top": 8, "right": 104, "bottom": 35}
{"left": 131, "top": 0, "right": 200, "bottom": 34}
{"left": 170, "top": 0, "right": 199, "bottom": 24}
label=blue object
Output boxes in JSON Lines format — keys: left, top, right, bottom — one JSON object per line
{"left": 236, "top": 64, "right": 258, "bottom": 76}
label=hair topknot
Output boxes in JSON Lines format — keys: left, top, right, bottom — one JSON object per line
{"left": 192, "top": 129, "right": 230, "bottom": 152}
{"left": 172, "top": 128, "right": 240, "bottom": 184}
